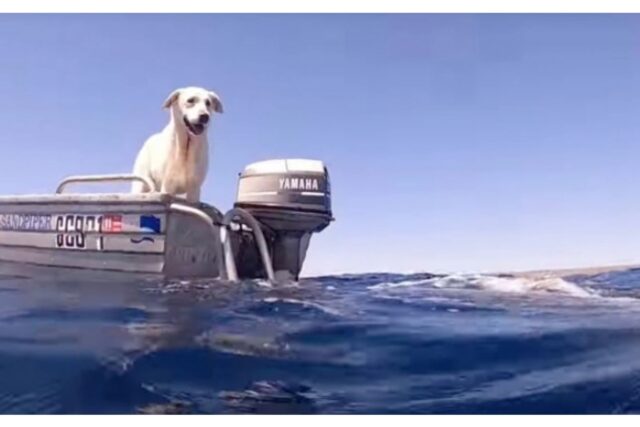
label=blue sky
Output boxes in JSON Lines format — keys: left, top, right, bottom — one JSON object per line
{"left": 1, "top": 14, "right": 640, "bottom": 275}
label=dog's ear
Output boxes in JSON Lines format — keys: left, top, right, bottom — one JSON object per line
{"left": 208, "top": 91, "right": 224, "bottom": 114}
{"left": 162, "top": 89, "right": 181, "bottom": 109}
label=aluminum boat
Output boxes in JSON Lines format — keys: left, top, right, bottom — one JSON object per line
{"left": 0, "top": 159, "right": 333, "bottom": 282}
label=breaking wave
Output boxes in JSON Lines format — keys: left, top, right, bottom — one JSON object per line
{"left": 368, "top": 273, "right": 596, "bottom": 298}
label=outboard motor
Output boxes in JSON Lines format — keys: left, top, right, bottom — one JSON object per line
{"left": 230, "top": 159, "right": 333, "bottom": 281}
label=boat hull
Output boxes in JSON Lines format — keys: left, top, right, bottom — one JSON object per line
{"left": 0, "top": 194, "right": 223, "bottom": 278}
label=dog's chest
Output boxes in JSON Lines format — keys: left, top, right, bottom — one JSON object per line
{"left": 164, "top": 141, "right": 205, "bottom": 192}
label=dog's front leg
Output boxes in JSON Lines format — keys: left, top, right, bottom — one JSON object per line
{"left": 185, "top": 187, "right": 201, "bottom": 204}
{"left": 160, "top": 181, "right": 169, "bottom": 194}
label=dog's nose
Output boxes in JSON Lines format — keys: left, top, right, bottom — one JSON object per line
{"left": 198, "top": 114, "right": 210, "bottom": 124}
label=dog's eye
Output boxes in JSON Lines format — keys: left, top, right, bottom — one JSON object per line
{"left": 205, "top": 99, "right": 211, "bottom": 108}
{"left": 186, "top": 97, "right": 197, "bottom": 104}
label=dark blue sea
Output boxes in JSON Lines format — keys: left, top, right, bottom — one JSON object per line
{"left": 1, "top": 263, "right": 640, "bottom": 414}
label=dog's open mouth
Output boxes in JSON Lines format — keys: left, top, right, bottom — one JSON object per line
{"left": 183, "top": 117, "right": 205, "bottom": 136}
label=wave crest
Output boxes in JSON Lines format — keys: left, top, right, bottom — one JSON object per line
{"left": 369, "top": 273, "right": 595, "bottom": 298}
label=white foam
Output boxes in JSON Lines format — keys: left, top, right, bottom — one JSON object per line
{"left": 369, "top": 273, "right": 596, "bottom": 298}
{"left": 473, "top": 275, "right": 594, "bottom": 298}
{"left": 262, "top": 297, "right": 342, "bottom": 316}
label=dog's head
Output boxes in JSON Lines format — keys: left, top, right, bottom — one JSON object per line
{"left": 163, "top": 87, "right": 224, "bottom": 136}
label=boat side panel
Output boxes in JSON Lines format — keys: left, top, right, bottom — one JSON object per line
{"left": 164, "top": 211, "right": 221, "bottom": 278}
{"left": 0, "top": 246, "right": 164, "bottom": 273}
{"left": 0, "top": 202, "right": 168, "bottom": 274}
{"left": 0, "top": 231, "right": 165, "bottom": 253}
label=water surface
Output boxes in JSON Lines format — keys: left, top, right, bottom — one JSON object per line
{"left": 1, "top": 262, "right": 640, "bottom": 414}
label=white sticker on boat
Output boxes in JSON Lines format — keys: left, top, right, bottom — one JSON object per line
{"left": 52, "top": 213, "right": 165, "bottom": 250}
{"left": 0, "top": 214, "right": 53, "bottom": 231}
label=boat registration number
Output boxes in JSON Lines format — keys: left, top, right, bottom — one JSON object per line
{"left": 55, "top": 214, "right": 122, "bottom": 249}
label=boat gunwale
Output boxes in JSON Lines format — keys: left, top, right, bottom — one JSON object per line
{"left": 0, "top": 192, "right": 175, "bottom": 205}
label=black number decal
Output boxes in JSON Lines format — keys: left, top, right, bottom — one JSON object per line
{"left": 75, "top": 216, "right": 85, "bottom": 248}
{"left": 97, "top": 216, "right": 104, "bottom": 250}
{"left": 65, "top": 215, "right": 74, "bottom": 247}
{"left": 55, "top": 214, "right": 102, "bottom": 249}
{"left": 55, "top": 216, "right": 64, "bottom": 247}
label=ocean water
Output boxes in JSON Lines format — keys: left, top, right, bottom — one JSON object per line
{"left": 1, "top": 263, "right": 640, "bottom": 414}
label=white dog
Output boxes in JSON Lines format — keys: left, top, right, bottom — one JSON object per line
{"left": 132, "top": 86, "right": 223, "bottom": 203}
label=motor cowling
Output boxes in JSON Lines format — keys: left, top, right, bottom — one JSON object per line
{"left": 232, "top": 159, "right": 333, "bottom": 280}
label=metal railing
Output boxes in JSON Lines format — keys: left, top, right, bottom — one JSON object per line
{"left": 56, "top": 174, "right": 155, "bottom": 194}
{"left": 222, "top": 207, "right": 275, "bottom": 283}
{"left": 169, "top": 204, "right": 275, "bottom": 283}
